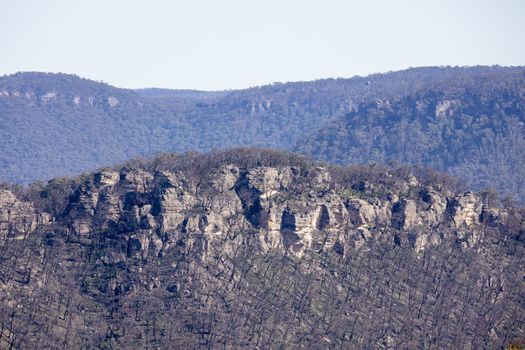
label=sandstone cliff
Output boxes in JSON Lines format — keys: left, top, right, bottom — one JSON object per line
{"left": 0, "top": 150, "right": 524, "bottom": 349}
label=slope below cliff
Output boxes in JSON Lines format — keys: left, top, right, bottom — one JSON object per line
{"left": 0, "top": 149, "right": 524, "bottom": 349}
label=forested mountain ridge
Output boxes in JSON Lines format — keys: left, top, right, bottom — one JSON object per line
{"left": 0, "top": 72, "right": 146, "bottom": 183}
{"left": 295, "top": 73, "right": 525, "bottom": 199}
{"left": 1, "top": 66, "right": 524, "bottom": 201}
{"left": 0, "top": 149, "right": 524, "bottom": 348}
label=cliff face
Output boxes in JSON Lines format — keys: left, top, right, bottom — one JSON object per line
{"left": 0, "top": 152, "right": 524, "bottom": 349}
{"left": 0, "top": 189, "right": 50, "bottom": 240}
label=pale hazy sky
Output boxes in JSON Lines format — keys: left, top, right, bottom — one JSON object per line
{"left": 1, "top": 0, "right": 524, "bottom": 90}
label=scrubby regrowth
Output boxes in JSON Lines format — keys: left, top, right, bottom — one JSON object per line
{"left": 1, "top": 149, "right": 524, "bottom": 349}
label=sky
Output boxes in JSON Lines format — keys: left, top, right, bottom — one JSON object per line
{"left": 1, "top": 0, "right": 524, "bottom": 90}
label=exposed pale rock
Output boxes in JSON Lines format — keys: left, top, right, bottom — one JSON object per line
{"left": 403, "top": 200, "right": 420, "bottom": 229}
{"left": 97, "top": 192, "right": 121, "bottom": 223}
{"left": 414, "top": 233, "right": 428, "bottom": 254}
{"left": 72, "top": 221, "right": 91, "bottom": 235}
{"left": 11, "top": 164, "right": 492, "bottom": 261}
{"left": 347, "top": 199, "right": 377, "bottom": 227}
{"left": 0, "top": 190, "right": 50, "bottom": 239}
{"left": 107, "top": 96, "right": 119, "bottom": 107}
{"left": 435, "top": 99, "right": 460, "bottom": 117}
{"left": 210, "top": 165, "right": 239, "bottom": 193}
{"left": 391, "top": 199, "right": 420, "bottom": 230}
{"left": 450, "top": 192, "right": 482, "bottom": 228}
{"left": 408, "top": 175, "right": 419, "bottom": 187}
{"left": 246, "top": 167, "right": 281, "bottom": 195}
{"left": 41, "top": 91, "right": 57, "bottom": 103}
{"left": 94, "top": 170, "right": 120, "bottom": 188}
{"left": 120, "top": 168, "right": 153, "bottom": 192}
{"left": 347, "top": 198, "right": 390, "bottom": 228}
{"left": 419, "top": 189, "right": 447, "bottom": 226}
{"left": 160, "top": 187, "right": 196, "bottom": 233}
{"left": 69, "top": 188, "right": 99, "bottom": 216}
{"left": 261, "top": 207, "right": 284, "bottom": 251}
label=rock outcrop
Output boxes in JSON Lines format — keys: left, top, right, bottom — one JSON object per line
{"left": 0, "top": 189, "right": 50, "bottom": 240}
{"left": 0, "top": 152, "right": 523, "bottom": 349}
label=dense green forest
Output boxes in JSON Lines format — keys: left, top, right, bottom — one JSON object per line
{"left": 295, "top": 73, "right": 525, "bottom": 200}
{"left": 1, "top": 66, "right": 524, "bottom": 201}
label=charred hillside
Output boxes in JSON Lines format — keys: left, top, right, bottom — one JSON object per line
{"left": 0, "top": 149, "right": 524, "bottom": 349}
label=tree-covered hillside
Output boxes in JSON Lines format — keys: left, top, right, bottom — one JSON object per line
{"left": 1, "top": 149, "right": 524, "bottom": 349}
{"left": 295, "top": 72, "right": 525, "bottom": 200}
{"left": 1, "top": 67, "right": 524, "bottom": 201}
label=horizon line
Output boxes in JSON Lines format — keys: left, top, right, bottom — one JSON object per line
{"left": 1, "top": 64, "right": 524, "bottom": 92}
